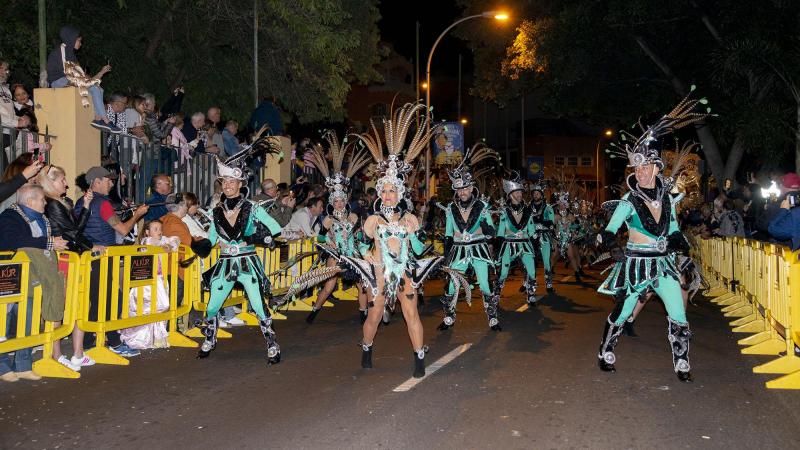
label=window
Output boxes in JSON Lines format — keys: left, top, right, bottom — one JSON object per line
{"left": 567, "top": 156, "right": 578, "bottom": 166}
{"left": 554, "top": 156, "right": 565, "bottom": 167}
{"left": 581, "top": 156, "right": 593, "bottom": 167}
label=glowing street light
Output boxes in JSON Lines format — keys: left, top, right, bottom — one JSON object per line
{"left": 424, "top": 10, "right": 511, "bottom": 198}
{"left": 460, "top": 118, "right": 468, "bottom": 125}
{"left": 421, "top": 82, "right": 428, "bottom": 90}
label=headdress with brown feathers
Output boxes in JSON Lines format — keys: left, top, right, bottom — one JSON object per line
{"left": 606, "top": 87, "right": 713, "bottom": 168}
{"left": 307, "top": 130, "right": 371, "bottom": 203}
{"left": 216, "top": 125, "right": 281, "bottom": 181}
{"left": 353, "top": 102, "right": 438, "bottom": 198}
{"left": 448, "top": 142, "right": 499, "bottom": 190}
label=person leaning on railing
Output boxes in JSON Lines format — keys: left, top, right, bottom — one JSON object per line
{"left": 73, "top": 166, "right": 149, "bottom": 357}
{"left": 38, "top": 165, "right": 107, "bottom": 371}
{"left": 0, "top": 185, "right": 69, "bottom": 382}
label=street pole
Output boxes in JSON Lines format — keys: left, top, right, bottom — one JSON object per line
{"left": 38, "top": 0, "right": 47, "bottom": 88}
{"left": 520, "top": 96, "right": 525, "bottom": 169}
{"left": 595, "top": 138, "right": 601, "bottom": 204}
{"left": 425, "top": 11, "right": 508, "bottom": 199}
{"left": 457, "top": 54, "right": 462, "bottom": 120}
{"left": 253, "top": 0, "right": 259, "bottom": 108}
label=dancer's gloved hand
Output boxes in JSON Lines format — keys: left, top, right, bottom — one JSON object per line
{"left": 443, "top": 236, "right": 454, "bottom": 259}
{"left": 667, "top": 232, "right": 690, "bottom": 254}
{"left": 416, "top": 229, "right": 428, "bottom": 243}
{"left": 480, "top": 217, "right": 495, "bottom": 236}
{"left": 596, "top": 230, "right": 617, "bottom": 251}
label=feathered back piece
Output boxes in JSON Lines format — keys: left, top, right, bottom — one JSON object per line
{"left": 663, "top": 141, "right": 699, "bottom": 192}
{"left": 606, "top": 88, "right": 712, "bottom": 168}
{"left": 311, "top": 130, "right": 371, "bottom": 203}
{"left": 448, "top": 142, "right": 499, "bottom": 190}
{"left": 552, "top": 169, "right": 581, "bottom": 213}
{"left": 217, "top": 125, "right": 281, "bottom": 180}
{"left": 353, "top": 101, "right": 439, "bottom": 197}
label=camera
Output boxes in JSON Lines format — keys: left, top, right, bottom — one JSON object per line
{"left": 786, "top": 192, "right": 800, "bottom": 208}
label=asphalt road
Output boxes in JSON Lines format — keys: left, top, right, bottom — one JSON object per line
{"left": 2, "top": 265, "right": 800, "bottom": 449}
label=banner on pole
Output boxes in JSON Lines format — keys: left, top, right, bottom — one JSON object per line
{"left": 526, "top": 156, "right": 544, "bottom": 180}
{"left": 433, "top": 122, "right": 464, "bottom": 166}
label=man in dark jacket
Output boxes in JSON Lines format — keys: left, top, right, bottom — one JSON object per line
{"left": 143, "top": 174, "right": 172, "bottom": 221}
{"left": 768, "top": 173, "right": 800, "bottom": 250}
{"left": 0, "top": 185, "right": 68, "bottom": 382}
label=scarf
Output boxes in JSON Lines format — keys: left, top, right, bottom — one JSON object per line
{"left": 18, "top": 204, "right": 48, "bottom": 238}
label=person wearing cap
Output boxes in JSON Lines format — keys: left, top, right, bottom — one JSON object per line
{"left": 768, "top": 172, "right": 800, "bottom": 250}
{"left": 74, "top": 166, "right": 148, "bottom": 358}
{"left": 494, "top": 172, "right": 541, "bottom": 307}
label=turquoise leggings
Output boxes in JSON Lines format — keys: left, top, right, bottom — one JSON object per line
{"left": 206, "top": 274, "right": 268, "bottom": 321}
{"left": 498, "top": 249, "right": 536, "bottom": 283}
{"left": 538, "top": 238, "right": 552, "bottom": 272}
{"left": 447, "top": 259, "right": 492, "bottom": 296}
{"left": 612, "top": 275, "right": 687, "bottom": 325}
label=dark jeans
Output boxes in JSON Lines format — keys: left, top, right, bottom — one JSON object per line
{"left": 0, "top": 296, "right": 34, "bottom": 375}
{"left": 83, "top": 259, "right": 123, "bottom": 348}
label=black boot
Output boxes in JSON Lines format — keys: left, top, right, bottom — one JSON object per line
{"left": 623, "top": 318, "right": 638, "bottom": 337}
{"left": 524, "top": 279, "right": 538, "bottom": 306}
{"left": 196, "top": 315, "right": 219, "bottom": 359}
{"left": 484, "top": 293, "right": 501, "bottom": 331}
{"left": 359, "top": 309, "right": 368, "bottom": 325}
{"left": 574, "top": 271, "right": 582, "bottom": 284}
{"left": 545, "top": 271, "right": 555, "bottom": 294}
{"left": 306, "top": 307, "right": 321, "bottom": 324}
{"left": 668, "top": 318, "right": 693, "bottom": 382}
{"left": 597, "top": 317, "right": 624, "bottom": 372}
{"left": 437, "top": 314, "right": 455, "bottom": 331}
{"left": 361, "top": 342, "right": 373, "bottom": 369}
{"left": 259, "top": 318, "right": 281, "bottom": 365}
{"left": 413, "top": 347, "right": 426, "bottom": 378}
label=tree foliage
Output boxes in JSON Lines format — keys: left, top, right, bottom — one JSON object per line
{"left": 0, "top": 0, "right": 382, "bottom": 123}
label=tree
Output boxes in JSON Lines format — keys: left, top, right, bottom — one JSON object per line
{"left": 457, "top": 0, "right": 800, "bottom": 182}
{"left": 1, "top": 0, "right": 382, "bottom": 123}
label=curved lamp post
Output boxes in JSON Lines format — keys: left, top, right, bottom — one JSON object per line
{"left": 424, "top": 11, "right": 509, "bottom": 198}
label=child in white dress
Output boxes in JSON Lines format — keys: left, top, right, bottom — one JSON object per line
{"left": 121, "top": 220, "right": 180, "bottom": 349}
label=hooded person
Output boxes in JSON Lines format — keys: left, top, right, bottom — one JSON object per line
{"left": 594, "top": 92, "right": 712, "bottom": 382}
{"left": 439, "top": 143, "right": 501, "bottom": 331}
{"left": 46, "top": 26, "right": 118, "bottom": 133}
{"left": 195, "top": 127, "right": 284, "bottom": 364}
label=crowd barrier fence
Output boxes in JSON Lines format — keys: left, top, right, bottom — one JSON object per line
{"left": 697, "top": 237, "right": 800, "bottom": 389}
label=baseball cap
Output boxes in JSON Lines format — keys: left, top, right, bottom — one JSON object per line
{"left": 782, "top": 172, "right": 800, "bottom": 192}
{"left": 85, "top": 166, "right": 118, "bottom": 185}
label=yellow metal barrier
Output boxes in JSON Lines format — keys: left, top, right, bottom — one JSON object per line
{"left": 698, "top": 237, "right": 800, "bottom": 389}
{"left": 78, "top": 245, "right": 197, "bottom": 366}
{"left": 0, "top": 250, "right": 82, "bottom": 378}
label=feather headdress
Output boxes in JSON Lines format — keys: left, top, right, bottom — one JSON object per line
{"left": 307, "top": 130, "right": 371, "bottom": 203}
{"left": 353, "top": 102, "right": 438, "bottom": 198}
{"left": 448, "top": 142, "right": 499, "bottom": 190}
{"left": 606, "top": 88, "right": 713, "bottom": 168}
{"left": 217, "top": 125, "right": 282, "bottom": 181}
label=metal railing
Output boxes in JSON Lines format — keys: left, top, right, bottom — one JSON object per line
{"left": 1, "top": 122, "right": 51, "bottom": 175}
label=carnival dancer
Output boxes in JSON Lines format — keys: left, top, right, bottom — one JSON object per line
{"left": 494, "top": 172, "right": 540, "bottom": 306}
{"left": 439, "top": 143, "right": 501, "bottom": 331}
{"left": 305, "top": 130, "right": 372, "bottom": 324}
{"left": 552, "top": 177, "right": 585, "bottom": 283}
{"left": 196, "top": 130, "right": 284, "bottom": 364}
{"left": 277, "top": 103, "right": 463, "bottom": 378}
{"left": 595, "top": 95, "right": 710, "bottom": 382}
{"left": 530, "top": 181, "right": 556, "bottom": 293}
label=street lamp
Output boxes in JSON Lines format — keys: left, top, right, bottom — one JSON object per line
{"left": 421, "top": 82, "right": 428, "bottom": 90}
{"left": 460, "top": 118, "right": 468, "bottom": 125}
{"left": 424, "top": 10, "right": 510, "bottom": 198}
{"left": 595, "top": 129, "right": 614, "bottom": 204}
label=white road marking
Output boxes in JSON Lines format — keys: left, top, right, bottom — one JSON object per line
{"left": 392, "top": 343, "right": 473, "bottom": 392}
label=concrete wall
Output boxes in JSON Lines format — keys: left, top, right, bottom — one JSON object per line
{"left": 34, "top": 87, "right": 100, "bottom": 199}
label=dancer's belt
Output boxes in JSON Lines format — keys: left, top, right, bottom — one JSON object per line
{"left": 504, "top": 237, "right": 530, "bottom": 243}
{"left": 454, "top": 233, "right": 487, "bottom": 244}
{"left": 626, "top": 239, "right": 668, "bottom": 257}
{"left": 219, "top": 243, "right": 256, "bottom": 257}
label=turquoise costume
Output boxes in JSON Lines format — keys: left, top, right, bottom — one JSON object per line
{"left": 530, "top": 190, "right": 556, "bottom": 292}
{"left": 196, "top": 129, "right": 285, "bottom": 364}
{"left": 595, "top": 93, "right": 710, "bottom": 382}
{"left": 495, "top": 174, "right": 540, "bottom": 304}
{"left": 439, "top": 143, "right": 500, "bottom": 330}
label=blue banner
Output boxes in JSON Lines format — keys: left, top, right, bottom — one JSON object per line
{"left": 527, "top": 156, "right": 544, "bottom": 180}
{"left": 433, "top": 122, "right": 464, "bottom": 165}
